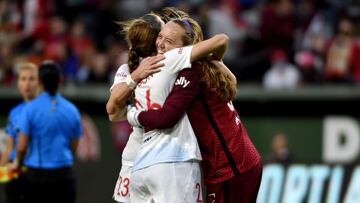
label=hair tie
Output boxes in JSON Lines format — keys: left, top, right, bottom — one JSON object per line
{"left": 182, "top": 19, "right": 194, "bottom": 39}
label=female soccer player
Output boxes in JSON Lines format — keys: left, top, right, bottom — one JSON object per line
{"left": 107, "top": 7, "right": 227, "bottom": 202}
{"left": 126, "top": 16, "right": 229, "bottom": 202}
{"left": 128, "top": 18, "right": 263, "bottom": 203}
{"left": 107, "top": 13, "right": 165, "bottom": 203}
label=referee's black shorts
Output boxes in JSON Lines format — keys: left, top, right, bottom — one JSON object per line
{"left": 24, "top": 167, "right": 76, "bottom": 203}
{"left": 4, "top": 174, "right": 27, "bottom": 203}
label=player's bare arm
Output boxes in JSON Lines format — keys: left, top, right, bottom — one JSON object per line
{"left": 131, "top": 55, "right": 165, "bottom": 81}
{"left": 106, "top": 55, "right": 165, "bottom": 122}
{"left": 106, "top": 84, "right": 133, "bottom": 122}
{"left": 190, "top": 34, "right": 229, "bottom": 62}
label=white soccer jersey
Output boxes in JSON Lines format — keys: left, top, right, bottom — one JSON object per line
{"left": 110, "top": 64, "right": 130, "bottom": 91}
{"left": 132, "top": 46, "right": 202, "bottom": 171}
{"left": 110, "top": 64, "right": 143, "bottom": 165}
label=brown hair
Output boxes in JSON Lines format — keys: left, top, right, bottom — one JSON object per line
{"left": 171, "top": 18, "right": 237, "bottom": 101}
{"left": 118, "top": 13, "right": 162, "bottom": 72}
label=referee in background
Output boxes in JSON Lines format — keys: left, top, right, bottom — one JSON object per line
{"left": 0, "top": 62, "right": 39, "bottom": 203}
{"left": 10, "top": 60, "right": 83, "bottom": 203}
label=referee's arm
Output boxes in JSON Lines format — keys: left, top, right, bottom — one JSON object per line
{"left": 71, "top": 139, "right": 80, "bottom": 154}
{"left": 15, "top": 133, "right": 30, "bottom": 169}
{"left": 0, "top": 137, "right": 14, "bottom": 166}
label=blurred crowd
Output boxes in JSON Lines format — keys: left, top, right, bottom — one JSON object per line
{"left": 0, "top": 0, "right": 359, "bottom": 89}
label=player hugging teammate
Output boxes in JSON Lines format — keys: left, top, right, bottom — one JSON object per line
{"left": 107, "top": 7, "right": 262, "bottom": 203}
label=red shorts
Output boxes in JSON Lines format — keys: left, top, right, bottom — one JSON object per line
{"left": 206, "top": 162, "right": 263, "bottom": 203}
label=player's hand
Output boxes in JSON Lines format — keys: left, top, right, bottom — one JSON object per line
{"left": 132, "top": 55, "right": 165, "bottom": 82}
{"left": 127, "top": 106, "right": 144, "bottom": 127}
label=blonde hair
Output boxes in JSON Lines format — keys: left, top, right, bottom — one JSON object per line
{"left": 156, "top": 7, "right": 190, "bottom": 23}
{"left": 171, "top": 17, "right": 236, "bottom": 101}
{"left": 16, "top": 62, "right": 38, "bottom": 76}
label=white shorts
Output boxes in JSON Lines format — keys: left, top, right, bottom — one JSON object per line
{"left": 113, "top": 127, "right": 143, "bottom": 202}
{"left": 113, "top": 164, "right": 132, "bottom": 203}
{"left": 130, "top": 161, "right": 203, "bottom": 203}
{"left": 121, "top": 127, "right": 143, "bottom": 164}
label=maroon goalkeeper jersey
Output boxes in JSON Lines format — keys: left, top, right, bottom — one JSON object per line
{"left": 188, "top": 85, "right": 261, "bottom": 184}
{"left": 138, "top": 63, "right": 261, "bottom": 184}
